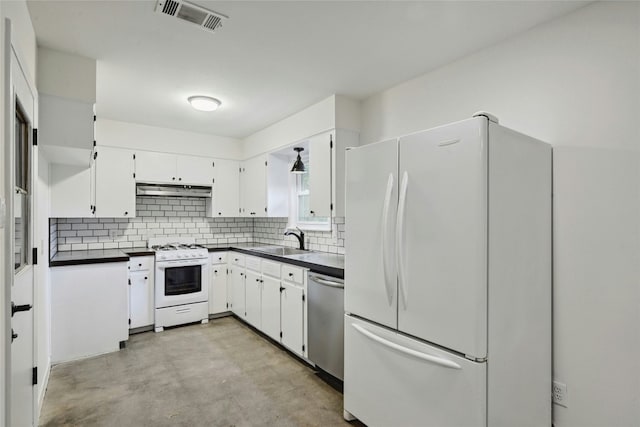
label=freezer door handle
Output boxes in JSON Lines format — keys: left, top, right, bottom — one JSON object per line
{"left": 381, "top": 172, "right": 395, "bottom": 305}
{"left": 396, "top": 171, "right": 409, "bottom": 309}
{"left": 352, "top": 323, "right": 461, "bottom": 370}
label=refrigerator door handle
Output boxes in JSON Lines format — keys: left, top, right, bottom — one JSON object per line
{"left": 381, "top": 173, "right": 395, "bottom": 304}
{"left": 396, "top": 171, "right": 409, "bottom": 309}
{"left": 352, "top": 323, "right": 461, "bottom": 370}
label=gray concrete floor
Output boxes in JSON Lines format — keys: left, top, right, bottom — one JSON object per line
{"left": 40, "top": 316, "right": 357, "bottom": 427}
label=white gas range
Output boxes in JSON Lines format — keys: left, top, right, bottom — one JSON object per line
{"left": 149, "top": 237, "right": 209, "bottom": 332}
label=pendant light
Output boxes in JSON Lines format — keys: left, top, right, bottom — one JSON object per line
{"left": 291, "top": 147, "right": 306, "bottom": 174}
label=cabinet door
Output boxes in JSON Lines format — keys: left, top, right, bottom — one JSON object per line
{"left": 241, "top": 155, "right": 267, "bottom": 217}
{"left": 177, "top": 155, "right": 215, "bottom": 186}
{"left": 94, "top": 146, "right": 136, "bottom": 218}
{"left": 129, "top": 271, "right": 153, "bottom": 328}
{"left": 209, "top": 265, "right": 228, "bottom": 314}
{"left": 135, "top": 151, "right": 176, "bottom": 183}
{"left": 309, "top": 131, "right": 333, "bottom": 217}
{"left": 261, "top": 275, "right": 281, "bottom": 341}
{"left": 50, "top": 164, "right": 93, "bottom": 217}
{"left": 281, "top": 282, "right": 304, "bottom": 357}
{"left": 245, "top": 270, "right": 262, "bottom": 328}
{"left": 230, "top": 268, "right": 245, "bottom": 317}
{"left": 212, "top": 159, "right": 240, "bottom": 217}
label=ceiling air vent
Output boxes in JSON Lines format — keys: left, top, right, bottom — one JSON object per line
{"left": 155, "top": 0, "right": 228, "bottom": 33}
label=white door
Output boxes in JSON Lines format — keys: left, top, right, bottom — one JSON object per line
{"left": 280, "top": 282, "right": 304, "bottom": 357}
{"left": 344, "top": 315, "right": 486, "bottom": 427}
{"left": 308, "top": 131, "right": 333, "bottom": 217}
{"left": 397, "top": 118, "right": 488, "bottom": 358}
{"left": 9, "top": 46, "right": 36, "bottom": 427}
{"left": 176, "top": 155, "right": 214, "bottom": 186}
{"left": 94, "top": 146, "right": 136, "bottom": 218}
{"left": 212, "top": 159, "right": 239, "bottom": 217}
{"left": 261, "top": 275, "right": 281, "bottom": 341}
{"left": 344, "top": 139, "right": 398, "bottom": 329}
{"left": 134, "top": 151, "right": 176, "bottom": 183}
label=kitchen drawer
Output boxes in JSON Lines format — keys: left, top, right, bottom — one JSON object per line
{"left": 230, "top": 253, "right": 245, "bottom": 267}
{"left": 245, "top": 256, "right": 261, "bottom": 272}
{"left": 282, "top": 264, "right": 304, "bottom": 284}
{"left": 261, "top": 260, "right": 281, "bottom": 278}
{"left": 210, "top": 252, "right": 227, "bottom": 265}
{"left": 128, "top": 256, "right": 153, "bottom": 272}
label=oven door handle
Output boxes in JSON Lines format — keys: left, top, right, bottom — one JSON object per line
{"left": 156, "top": 261, "right": 208, "bottom": 269}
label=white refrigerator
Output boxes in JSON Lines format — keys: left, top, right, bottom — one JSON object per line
{"left": 344, "top": 115, "right": 552, "bottom": 427}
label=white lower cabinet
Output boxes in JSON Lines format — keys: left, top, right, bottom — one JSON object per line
{"left": 51, "top": 262, "right": 128, "bottom": 364}
{"left": 209, "top": 252, "right": 229, "bottom": 315}
{"left": 128, "top": 256, "right": 154, "bottom": 329}
{"left": 225, "top": 251, "right": 308, "bottom": 359}
{"left": 245, "top": 269, "right": 262, "bottom": 327}
{"left": 229, "top": 267, "right": 245, "bottom": 317}
{"left": 261, "top": 275, "right": 281, "bottom": 341}
{"left": 281, "top": 281, "right": 305, "bottom": 357}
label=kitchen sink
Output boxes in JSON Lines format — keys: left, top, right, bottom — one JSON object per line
{"left": 252, "top": 246, "right": 308, "bottom": 256}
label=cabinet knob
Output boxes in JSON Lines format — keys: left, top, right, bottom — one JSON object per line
{"left": 218, "top": 212, "right": 222, "bottom": 215}
{"left": 138, "top": 263, "right": 142, "bottom": 267}
{"left": 214, "top": 270, "right": 218, "bottom": 273}
{"left": 144, "top": 276, "right": 147, "bottom": 280}
{"left": 172, "top": 177, "right": 176, "bottom": 180}
{"left": 124, "top": 211, "right": 128, "bottom": 216}
{"left": 310, "top": 210, "right": 315, "bottom": 215}
{"left": 178, "top": 177, "right": 182, "bottom": 181}
{"left": 11, "top": 329, "right": 18, "bottom": 342}
{"left": 288, "top": 273, "right": 293, "bottom": 277}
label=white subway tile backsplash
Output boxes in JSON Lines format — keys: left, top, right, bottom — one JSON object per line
{"left": 53, "top": 196, "right": 345, "bottom": 255}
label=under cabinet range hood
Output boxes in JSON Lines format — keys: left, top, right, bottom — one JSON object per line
{"left": 136, "top": 183, "right": 212, "bottom": 198}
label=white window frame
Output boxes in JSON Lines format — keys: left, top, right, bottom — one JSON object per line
{"left": 286, "top": 154, "right": 331, "bottom": 232}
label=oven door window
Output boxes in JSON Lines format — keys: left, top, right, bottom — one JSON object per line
{"left": 165, "top": 265, "right": 202, "bottom": 296}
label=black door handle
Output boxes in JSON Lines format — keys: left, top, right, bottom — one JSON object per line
{"left": 11, "top": 302, "right": 32, "bottom": 317}
{"left": 11, "top": 329, "right": 18, "bottom": 342}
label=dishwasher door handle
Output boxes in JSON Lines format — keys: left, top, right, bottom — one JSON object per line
{"left": 309, "top": 275, "right": 344, "bottom": 289}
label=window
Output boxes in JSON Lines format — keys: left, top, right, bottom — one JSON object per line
{"left": 14, "top": 102, "right": 30, "bottom": 271}
{"left": 289, "top": 153, "right": 330, "bottom": 231}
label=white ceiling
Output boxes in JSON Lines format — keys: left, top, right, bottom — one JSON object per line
{"left": 27, "top": 1, "right": 588, "bottom": 139}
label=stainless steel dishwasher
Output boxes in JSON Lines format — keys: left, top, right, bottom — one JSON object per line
{"left": 307, "top": 272, "right": 344, "bottom": 380}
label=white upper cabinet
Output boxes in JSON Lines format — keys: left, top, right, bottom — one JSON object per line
{"left": 308, "top": 131, "right": 333, "bottom": 218}
{"left": 176, "top": 155, "right": 215, "bottom": 186}
{"left": 94, "top": 146, "right": 136, "bottom": 218}
{"left": 134, "top": 151, "right": 176, "bottom": 183}
{"left": 209, "top": 159, "right": 239, "bottom": 217}
{"left": 240, "top": 154, "right": 267, "bottom": 217}
{"left": 134, "top": 151, "right": 215, "bottom": 186}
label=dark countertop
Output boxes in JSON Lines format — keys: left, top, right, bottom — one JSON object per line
{"left": 50, "top": 244, "right": 344, "bottom": 278}
{"left": 49, "top": 249, "right": 130, "bottom": 267}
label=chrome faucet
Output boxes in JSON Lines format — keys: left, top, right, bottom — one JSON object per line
{"left": 284, "top": 227, "right": 305, "bottom": 250}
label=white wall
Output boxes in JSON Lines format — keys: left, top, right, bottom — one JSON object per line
{"left": 37, "top": 47, "right": 96, "bottom": 102}
{"left": 241, "top": 95, "right": 336, "bottom": 159}
{"left": 96, "top": 118, "right": 242, "bottom": 160}
{"left": 35, "top": 152, "right": 51, "bottom": 415}
{"left": 360, "top": 2, "right": 640, "bottom": 426}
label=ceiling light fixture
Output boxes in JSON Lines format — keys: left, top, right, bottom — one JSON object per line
{"left": 188, "top": 96, "right": 221, "bottom": 112}
{"left": 291, "top": 147, "right": 306, "bottom": 174}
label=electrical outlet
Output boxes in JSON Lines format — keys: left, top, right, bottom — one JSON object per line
{"left": 109, "top": 229, "right": 118, "bottom": 239}
{"left": 553, "top": 381, "right": 568, "bottom": 407}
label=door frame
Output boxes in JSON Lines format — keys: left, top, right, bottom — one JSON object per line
{"left": 3, "top": 16, "right": 39, "bottom": 427}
